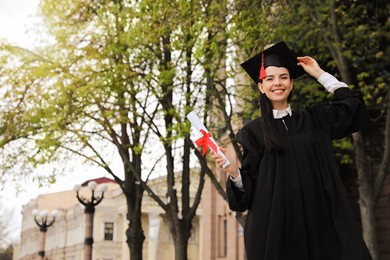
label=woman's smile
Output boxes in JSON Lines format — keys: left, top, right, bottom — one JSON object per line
{"left": 271, "top": 88, "right": 286, "bottom": 94}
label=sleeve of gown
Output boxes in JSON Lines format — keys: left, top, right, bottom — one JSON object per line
{"left": 311, "top": 87, "right": 369, "bottom": 139}
{"left": 226, "top": 126, "right": 260, "bottom": 212}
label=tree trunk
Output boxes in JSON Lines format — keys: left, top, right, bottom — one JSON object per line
{"left": 353, "top": 131, "right": 379, "bottom": 260}
{"left": 170, "top": 220, "right": 190, "bottom": 260}
{"left": 321, "top": 3, "right": 380, "bottom": 255}
{"left": 173, "top": 233, "right": 189, "bottom": 260}
{"left": 124, "top": 155, "right": 145, "bottom": 260}
{"left": 125, "top": 186, "right": 145, "bottom": 260}
{"left": 126, "top": 213, "right": 144, "bottom": 260}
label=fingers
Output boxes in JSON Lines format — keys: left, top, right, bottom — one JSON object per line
{"left": 209, "top": 150, "right": 219, "bottom": 160}
{"left": 210, "top": 151, "right": 224, "bottom": 165}
{"left": 210, "top": 149, "right": 227, "bottom": 169}
{"left": 216, "top": 157, "right": 227, "bottom": 167}
{"left": 297, "top": 56, "right": 312, "bottom": 60}
{"left": 297, "top": 56, "right": 313, "bottom": 66}
{"left": 297, "top": 56, "right": 312, "bottom": 62}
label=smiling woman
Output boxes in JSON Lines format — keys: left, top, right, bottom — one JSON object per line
{"left": 211, "top": 41, "right": 372, "bottom": 260}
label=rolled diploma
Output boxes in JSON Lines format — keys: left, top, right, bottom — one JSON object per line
{"left": 186, "top": 111, "right": 230, "bottom": 168}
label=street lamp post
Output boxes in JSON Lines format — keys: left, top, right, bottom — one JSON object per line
{"left": 74, "top": 181, "right": 107, "bottom": 260}
{"left": 32, "top": 209, "right": 58, "bottom": 260}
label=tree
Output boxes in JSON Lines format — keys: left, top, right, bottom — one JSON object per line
{"left": 123, "top": 0, "right": 230, "bottom": 258}
{"left": 1, "top": 0, "right": 154, "bottom": 258}
{"left": 0, "top": 0, "right": 236, "bottom": 259}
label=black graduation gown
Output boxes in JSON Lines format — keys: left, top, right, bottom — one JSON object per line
{"left": 226, "top": 88, "right": 372, "bottom": 260}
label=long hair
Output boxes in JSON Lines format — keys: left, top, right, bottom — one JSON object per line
{"left": 259, "top": 93, "right": 285, "bottom": 151}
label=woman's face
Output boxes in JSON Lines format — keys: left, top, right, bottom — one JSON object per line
{"left": 258, "top": 66, "right": 293, "bottom": 110}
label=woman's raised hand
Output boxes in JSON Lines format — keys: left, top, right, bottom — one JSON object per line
{"left": 297, "top": 56, "right": 325, "bottom": 79}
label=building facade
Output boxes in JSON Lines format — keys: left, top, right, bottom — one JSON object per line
{"left": 13, "top": 174, "right": 245, "bottom": 260}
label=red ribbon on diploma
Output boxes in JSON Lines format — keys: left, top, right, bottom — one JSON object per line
{"left": 195, "top": 129, "right": 218, "bottom": 156}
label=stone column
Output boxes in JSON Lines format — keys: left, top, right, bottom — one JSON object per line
{"left": 148, "top": 212, "right": 161, "bottom": 260}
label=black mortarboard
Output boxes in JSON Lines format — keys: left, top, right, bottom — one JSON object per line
{"left": 240, "top": 41, "right": 305, "bottom": 83}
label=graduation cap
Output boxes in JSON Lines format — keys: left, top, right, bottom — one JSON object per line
{"left": 240, "top": 41, "right": 306, "bottom": 84}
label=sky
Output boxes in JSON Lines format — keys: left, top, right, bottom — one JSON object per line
{"left": 0, "top": 0, "right": 109, "bottom": 243}
{"left": 0, "top": 0, "right": 41, "bottom": 48}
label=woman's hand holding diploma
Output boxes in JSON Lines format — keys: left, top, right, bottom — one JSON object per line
{"left": 210, "top": 147, "right": 239, "bottom": 179}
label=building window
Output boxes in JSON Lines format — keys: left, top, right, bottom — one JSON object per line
{"left": 218, "top": 217, "right": 228, "bottom": 257}
{"left": 104, "top": 222, "right": 114, "bottom": 241}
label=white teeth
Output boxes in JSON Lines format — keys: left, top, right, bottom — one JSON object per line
{"left": 273, "top": 90, "right": 284, "bottom": 94}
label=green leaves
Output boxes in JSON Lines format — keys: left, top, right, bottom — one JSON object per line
{"left": 0, "top": 0, "right": 388, "bottom": 190}
{"left": 333, "top": 138, "right": 354, "bottom": 165}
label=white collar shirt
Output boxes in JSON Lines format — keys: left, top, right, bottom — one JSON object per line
{"left": 272, "top": 105, "right": 292, "bottom": 119}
